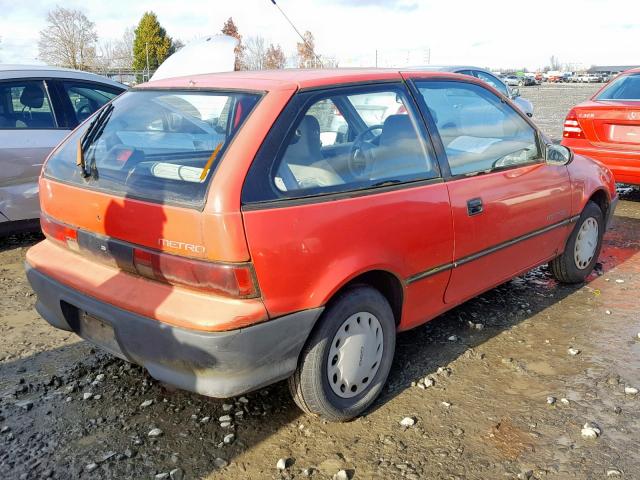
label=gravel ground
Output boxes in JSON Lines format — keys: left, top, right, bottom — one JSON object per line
{"left": 1, "top": 83, "right": 639, "bottom": 480}
{"left": 519, "top": 82, "right": 602, "bottom": 140}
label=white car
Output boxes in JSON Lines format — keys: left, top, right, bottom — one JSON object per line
{"left": 579, "top": 74, "right": 600, "bottom": 83}
{"left": 409, "top": 66, "right": 534, "bottom": 117}
{"left": 502, "top": 75, "right": 522, "bottom": 87}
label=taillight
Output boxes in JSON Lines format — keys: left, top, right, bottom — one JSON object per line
{"left": 133, "top": 248, "right": 258, "bottom": 298}
{"left": 563, "top": 109, "right": 584, "bottom": 139}
{"left": 40, "top": 214, "right": 79, "bottom": 251}
{"left": 40, "top": 214, "right": 258, "bottom": 298}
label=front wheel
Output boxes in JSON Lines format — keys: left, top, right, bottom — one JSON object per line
{"left": 550, "top": 201, "right": 604, "bottom": 283}
{"left": 288, "top": 286, "right": 396, "bottom": 422}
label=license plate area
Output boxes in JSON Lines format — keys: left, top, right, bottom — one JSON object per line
{"left": 77, "top": 310, "right": 127, "bottom": 359}
{"left": 609, "top": 124, "right": 640, "bottom": 144}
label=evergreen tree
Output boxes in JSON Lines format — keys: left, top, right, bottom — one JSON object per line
{"left": 133, "top": 12, "right": 173, "bottom": 74}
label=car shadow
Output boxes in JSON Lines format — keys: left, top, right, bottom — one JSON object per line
{"left": 2, "top": 204, "right": 639, "bottom": 479}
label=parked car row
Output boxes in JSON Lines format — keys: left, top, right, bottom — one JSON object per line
{"left": 24, "top": 67, "right": 618, "bottom": 422}
{"left": 0, "top": 65, "right": 126, "bottom": 234}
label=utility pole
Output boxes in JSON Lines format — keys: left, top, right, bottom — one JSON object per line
{"left": 145, "top": 42, "right": 150, "bottom": 81}
{"left": 375, "top": 49, "right": 378, "bottom": 68}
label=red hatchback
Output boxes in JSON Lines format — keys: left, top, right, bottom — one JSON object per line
{"left": 562, "top": 68, "right": 640, "bottom": 185}
{"left": 26, "top": 69, "right": 617, "bottom": 421}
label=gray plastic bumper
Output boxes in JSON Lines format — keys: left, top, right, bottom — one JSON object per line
{"left": 26, "top": 263, "right": 323, "bottom": 398}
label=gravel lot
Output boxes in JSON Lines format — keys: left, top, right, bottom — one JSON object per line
{"left": 519, "top": 82, "right": 601, "bottom": 140}
{"left": 1, "top": 83, "right": 639, "bottom": 480}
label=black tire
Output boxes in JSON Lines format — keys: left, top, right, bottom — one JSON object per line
{"left": 288, "top": 285, "right": 396, "bottom": 422}
{"left": 550, "top": 201, "right": 604, "bottom": 283}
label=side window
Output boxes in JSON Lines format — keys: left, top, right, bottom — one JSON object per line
{"left": 0, "top": 80, "right": 56, "bottom": 129}
{"left": 61, "top": 82, "right": 122, "bottom": 124}
{"left": 474, "top": 71, "right": 510, "bottom": 97}
{"left": 416, "top": 81, "right": 540, "bottom": 176}
{"left": 272, "top": 87, "right": 437, "bottom": 197}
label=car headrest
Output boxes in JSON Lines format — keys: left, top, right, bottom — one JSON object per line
{"left": 379, "top": 114, "right": 415, "bottom": 147}
{"left": 284, "top": 115, "right": 322, "bottom": 165}
{"left": 20, "top": 84, "right": 45, "bottom": 109}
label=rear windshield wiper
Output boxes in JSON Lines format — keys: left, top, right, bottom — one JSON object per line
{"left": 76, "top": 103, "right": 114, "bottom": 178}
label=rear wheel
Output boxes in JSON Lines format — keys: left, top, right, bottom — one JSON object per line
{"left": 288, "top": 285, "right": 396, "bottom": 422}
{"left": 550, "top": 201, "right": 604, "bottom": 283}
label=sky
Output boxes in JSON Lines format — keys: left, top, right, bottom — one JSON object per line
{"left": 0, "top": 0, "right": 638, "bottom": 71}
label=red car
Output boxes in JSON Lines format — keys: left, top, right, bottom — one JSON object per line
{"left": 26, "top": 69, "right": 617, "bottom": 421}
{"left": 562, "top": 67, "right": 640, "bottom": 185}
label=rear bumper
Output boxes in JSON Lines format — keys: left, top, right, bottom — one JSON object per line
{"left": 26, "top": 263, "right": 323, "bottom": 398}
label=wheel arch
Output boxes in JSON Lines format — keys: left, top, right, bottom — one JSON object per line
{"left": 587, "top": 188, "right": 610, "bottom": 218}
{"left": 326, "top": 269, "right": 405, "bottom": 326}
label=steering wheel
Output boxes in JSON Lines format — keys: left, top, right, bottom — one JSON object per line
{"left": 348, "top": 124, "right": 383, "bottom": 178}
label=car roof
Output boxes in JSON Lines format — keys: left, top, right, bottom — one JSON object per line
{"left": 0, "top": 64, "right": 126, "bottom": 89}
{"left": 407, "top": 65, "right": 492, "bottom": 74}
{"left": 138, "top": 68, "right": 470, "bottom": 92}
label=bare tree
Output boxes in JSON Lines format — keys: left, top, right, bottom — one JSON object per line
{"left": 92, "top": 27, "right": 135, "bottom": 71}
{"left": 550, "top": 55, "right": 561, "bottom": 71}
{"left": 113, "top": 27, "right": 135, "bottom": 69}
{"left": 244, "top": 36, "right": 267, "bottom": 70}
{"left": 38, "top": 7, "right": 97, "bottom": 70}
{"left": 264, "top": 43, "right": 286, "bottom": 70}
{"left": 297, "top": 31, "right": 321, "bottom": 68}
{"left": 221, "top": 17, "right": 245, "bottom": 71}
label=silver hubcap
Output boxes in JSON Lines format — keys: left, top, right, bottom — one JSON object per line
{"left": 327, "top": 312, "right": 384, "bottom": 399}
{"left": 574, "top": 217, "right": 599, "bottom": 270}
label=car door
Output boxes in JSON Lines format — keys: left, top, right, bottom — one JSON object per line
{"left": 409, "top": 77, "right": 572, "bottom": 304}
{"left": 240, "top": 82, "right": 455, "bottom": 330}
{"left": 0, "top": 79, "right": 68, "bottom": 222}
{"left": 49, "top": 79, "right": 123, "bottom": 128}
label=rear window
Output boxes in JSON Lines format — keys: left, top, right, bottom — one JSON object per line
{"left": 596, "top": 73, "right": 640, "bottom": 101}
{"left": 44, "top": 89, "right": 261, "bottom": 208}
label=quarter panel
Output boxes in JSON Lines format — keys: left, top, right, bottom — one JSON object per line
{"left": 242, "top": 183, "right": 454, "bottom": 328}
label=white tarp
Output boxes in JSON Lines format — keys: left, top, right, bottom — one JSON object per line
{"left": 151, "top": 35, "right": 237, "bottom": 81}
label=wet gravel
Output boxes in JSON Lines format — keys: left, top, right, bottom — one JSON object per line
{"left": 1, "top": 84, "right": 640, "bottom": 480}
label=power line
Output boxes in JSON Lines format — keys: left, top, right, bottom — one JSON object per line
{"left": 269, "top": 0, "right": 323, "bottom": 67}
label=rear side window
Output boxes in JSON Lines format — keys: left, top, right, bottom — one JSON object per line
{"left": 415, "top": 80, "right": 540, "bottom": 176}
{"left": 0, "top": 80, "right": 56, "bottom": 129}
{"left": 44, "top": 89, "right": 260, "bottom": 208}
{"left": 61, "top": 81, "right": 122, "bottom": 125}
{"left": 596, "top": 73, "right": 640, "bottom": 100}
{"left": 243, "top": 85, "right": 438, "bottom": 203}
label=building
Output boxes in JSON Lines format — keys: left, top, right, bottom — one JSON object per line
{"left": 587, "top": 65, "right": 639, "bottom": 75}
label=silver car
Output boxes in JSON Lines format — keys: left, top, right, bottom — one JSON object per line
{"left": 409, "top": 66, "right": 534, "bottom": 118}
{"left": 0, "top": 65, "right": 125, "bottom": 234}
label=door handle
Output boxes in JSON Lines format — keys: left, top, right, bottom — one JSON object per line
{"left": 467, "top": 198, "right": 483, "bottom": 216}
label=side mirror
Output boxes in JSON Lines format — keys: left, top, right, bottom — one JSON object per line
{"left": 545, "top": 143, "right": 573, "bottom": 165}
{"left": 510, "top": 87, "right": 520, "bottom": 98}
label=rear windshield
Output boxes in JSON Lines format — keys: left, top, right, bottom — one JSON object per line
{"left": 596, "top": 73, "right": 640, "bottom": 101}
{"left": 44, "top": 89, "right": 261, "bottom": 208}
